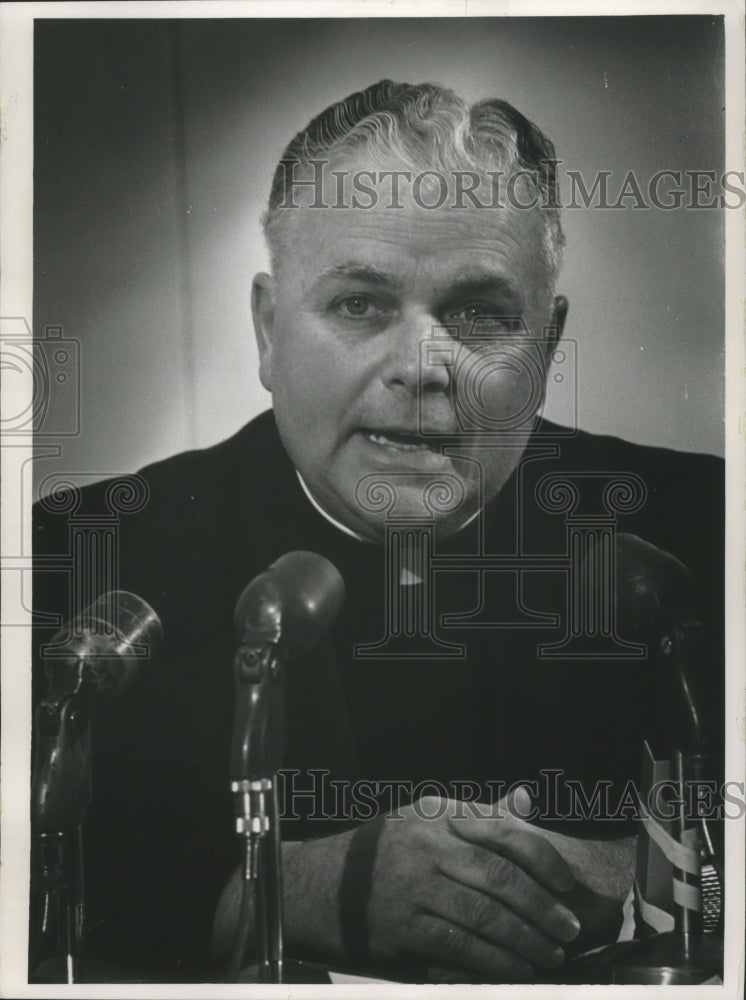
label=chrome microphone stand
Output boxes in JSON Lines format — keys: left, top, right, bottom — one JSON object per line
{"left": 229, "top": 636, "right": 286, "bottom": 984}
{"left": 30, "top": 682, "right": 90, "bottom": 983}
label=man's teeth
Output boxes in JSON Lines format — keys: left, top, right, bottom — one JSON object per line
{"left": 367, "top": 431, "right": 432, "bottom": 451}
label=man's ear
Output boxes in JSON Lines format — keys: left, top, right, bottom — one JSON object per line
{"left": 251, "top": 272, "right": 277, "bottom": 392}
{"left": 550, "top": 295, "right": 569, "bottom": 341}
{"left": 540, "top": 294, "right": 568, "bottom": 368}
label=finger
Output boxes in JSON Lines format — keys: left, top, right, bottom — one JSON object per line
{"left": 449, "top": 807, "right": 575, "bottom": 894}
{"left": 409, "top": 911, "right": 534, "bottom": 982}
{"left": 438, "top": 839, "right": 580, "bottom": 944}
{"left": 423, "top": 873, "right": 566, "bottom": 970}
{"left": 497, "top": 784, "right": 534, "bottom": 821}
{"left": 427, "top": 964, "right": 472, "bottom": 984}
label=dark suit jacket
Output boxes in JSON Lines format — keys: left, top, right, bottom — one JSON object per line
{"left": 31, "top": 410, "right": 724, "bottom": 980}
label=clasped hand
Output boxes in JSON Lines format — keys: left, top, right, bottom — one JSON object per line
{"left": 361, "top": 790, "right": 581, "bottom": 982}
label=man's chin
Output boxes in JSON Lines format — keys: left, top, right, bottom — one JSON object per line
{"left": 344, "top": 479, "right": 480, "bottom": 544}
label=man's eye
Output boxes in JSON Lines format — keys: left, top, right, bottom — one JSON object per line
{"left": 448, "top": 304, "right": 522, "bottom": 333}
{"left": 334, "top": 295, "right": 379, "bottom": 320}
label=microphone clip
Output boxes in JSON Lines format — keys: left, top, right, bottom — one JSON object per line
{"left": 230, "top": 636, "right": 286, "bottom": 785}
{"left": 32, "top": 661, "right": 95, "bottom": 834}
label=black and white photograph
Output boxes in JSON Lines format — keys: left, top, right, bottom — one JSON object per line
{"left": 0, "top": 1, "right": 744, "bottom": 994}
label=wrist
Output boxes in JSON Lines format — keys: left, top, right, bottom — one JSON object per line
{"left": 282, "top": 833, "right": 350, "bottom": 964}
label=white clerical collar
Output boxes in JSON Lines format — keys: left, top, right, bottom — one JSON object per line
{"left": 296, "top": 471, "right": 370, "bottom": 544}
{"left": 295, "top": 471, "right": 482, "bottom": 586}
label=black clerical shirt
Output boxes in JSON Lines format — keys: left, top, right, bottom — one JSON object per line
{"left": 31, "top": 410, "right": 724, "bottom": 980}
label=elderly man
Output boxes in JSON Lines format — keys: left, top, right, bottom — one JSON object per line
{"left": 32, "top": 80, "right": 723, "bottom": 983}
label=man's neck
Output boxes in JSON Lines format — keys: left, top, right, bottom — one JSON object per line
{"left": 295, "top": 471, "right": 370, "bottom": 545}
{"left": 295, "top": 471, "right": 482, "bottom": 586}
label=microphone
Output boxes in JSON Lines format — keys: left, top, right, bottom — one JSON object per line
{"left": 233, "top": 550, "right": 346, "bottom": 659}
{"left": 601, "top": 535, "right": 721, "bottom": 978}
{"left": 40, "top": 589, "right": 163, "bottom": 699}
{"left": 231, "top": 551, "right": 345, "bottom": 780}
{"left": 614, "top": 533, "right": 704, "bottom": 753}
{"left": 615, "top": 533, "right": 698, "bottom": 636}
{"left": 29, "top": 590, "right": 162, "bottom": 984}
{"left": 32, "top": 590, "right": 163, "bottom": 832}
{"left": 228, "top": 552, "right": 345, "bottom": 984}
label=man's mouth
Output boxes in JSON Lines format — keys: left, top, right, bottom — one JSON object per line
{"left": 363, "top": 429, "right": 450, "bottom": 453}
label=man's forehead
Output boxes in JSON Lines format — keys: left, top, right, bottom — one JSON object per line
{"left": 283, "top": 147, "right": 539, "bottom": 236}
{"left": 314, "top": 259, "right": 523, "bottom": 291}
{"left": 281, "top": 194, "right": 549, "bottom": 295}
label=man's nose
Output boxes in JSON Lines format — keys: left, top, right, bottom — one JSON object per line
{"left": 380, "top": 311, "right": 450, "bottom": 394}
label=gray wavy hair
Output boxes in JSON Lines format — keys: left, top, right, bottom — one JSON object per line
{"left": 262, "top": 79, "right": 565, "bottom": 288}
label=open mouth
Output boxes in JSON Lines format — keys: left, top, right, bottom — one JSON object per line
{"left": 363, "top": 429, "right": 450, "bottom": 453}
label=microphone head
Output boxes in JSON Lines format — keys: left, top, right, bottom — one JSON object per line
{"left": 44, "top": 590, "right": 163, "bottom": 702}
{"left": 234, "top": 551, "right": 345, "bottom": 658}
{"left": 614, "top": 534, "right": 707, "bottom": 751}
{"left": 615, "top": 533, "right": 697, "bottom": 634}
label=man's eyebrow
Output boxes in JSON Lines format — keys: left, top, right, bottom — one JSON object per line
{"left": 314, "top": 262, "right": 404, "bottom": 288}
{"left": 444, "top": 273, "right": 524, "bottom": 308}
{"left": 313, "top": 263, "right": 525, "bottom": 308}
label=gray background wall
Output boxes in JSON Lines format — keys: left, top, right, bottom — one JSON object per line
{"left": 33, "top": 16, "right": 725, "bottom": 493}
